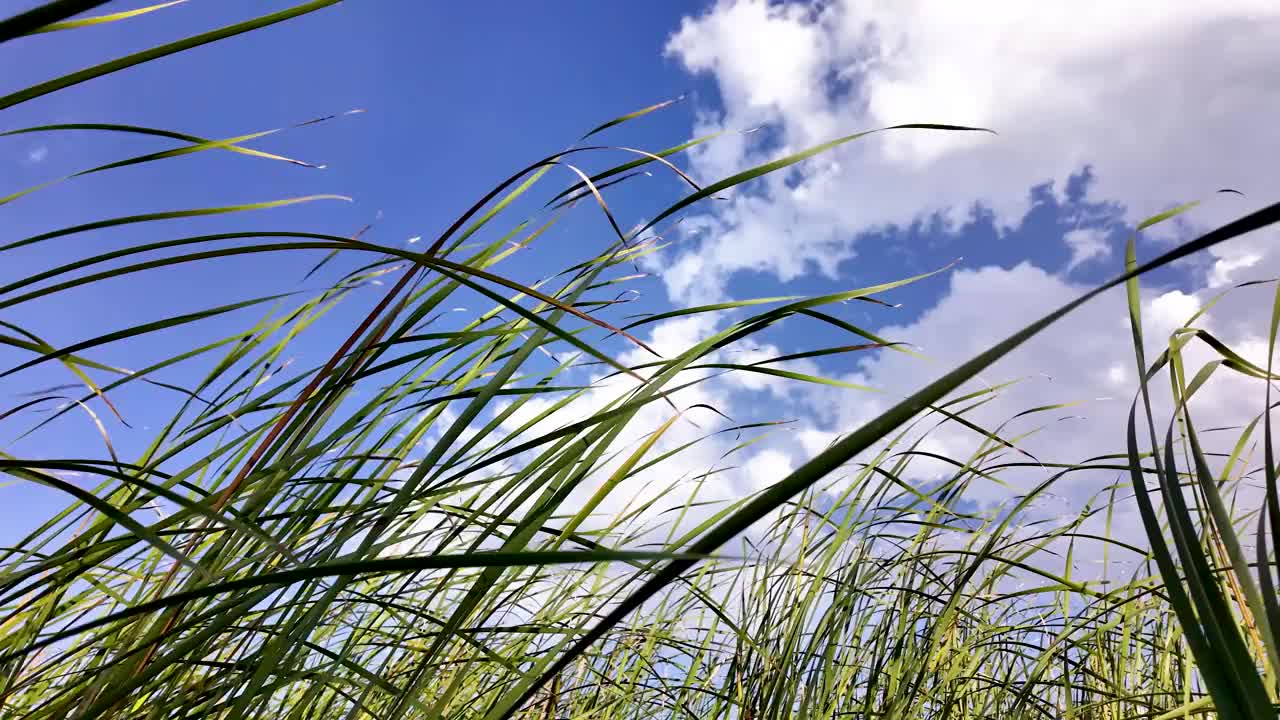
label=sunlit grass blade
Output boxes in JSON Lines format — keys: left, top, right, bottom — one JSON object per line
{"left": 0, "top": 0, "right": 343, "bottom": 111}
{"left": 0, "top": 0, "right": 113, "bottom": 42}
{"left": 0, "top": 115, "right": 351, "bottom": 206}
{"left": 579, "top": 94, "right": 686, "bottom": 140}
{"left": 632, "top": 125, "right": 993, "bottom": 239}
{"left": 19, "top": 0, "right": 186, "bottom": 35}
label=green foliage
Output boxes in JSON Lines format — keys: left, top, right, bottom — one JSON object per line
{"left": 2, "top": 3, "right": 1279, "bottom": 719}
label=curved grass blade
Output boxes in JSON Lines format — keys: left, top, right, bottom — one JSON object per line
{"left": 21, "top": 1, "right": 186, "bottom": 35}
{"left": 0, "top": 293, "right": 294, "bottom": 379}
{"left": 631, "top": 124, "right": 993, "bottom": 239}
{"left": 1, "top": 195, "right": 350, "bottom": 254}
{"left": 0, "top": 0, "right": 344, "bottom": 111}
{"left": 0, "top": 460, "right": 210, "bottom": 583}
{"left": 0, "top": 116, "right": 348, "bottom": 206}
{"left": 580, "top": 95, "right": 686, "bottom": 141}
{"left": 0, "top": 0, "right": 112, "bottom": 42}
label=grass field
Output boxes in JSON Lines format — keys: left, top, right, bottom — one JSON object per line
{"left": 1, "top": 4, "right": 1279, "bottom": 719}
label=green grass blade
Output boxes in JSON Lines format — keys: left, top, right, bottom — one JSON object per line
{"left": 0, "top": 0, "right": 112, "bottom": 42}
{"left": 21, "top": 0, "right": 186, "bottom": 35}
{"left": 0, "top": 0, "right": 343, "bottom": 111}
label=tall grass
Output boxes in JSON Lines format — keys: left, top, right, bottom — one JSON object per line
{"left": 2, "top": 3, "right": 1279, "bottom": 719}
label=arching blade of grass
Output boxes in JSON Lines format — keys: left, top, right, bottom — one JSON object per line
{"left": 0, "top": 459, "right": 212, "bottom": 582}
{"left": 0, "top": 457, "right": 301, "bottom": 581}
{"left": 0, "top": 0, "right": 344, "bottom": 111}
{"left": 0, "top": 114, "right": 353, "bottom": 206}
{"left": 0, "top": 0, "right": 113, "bottom": 42}
{"left": 579, "top": 95, "right": 687, "bottom": 141}
{"left": 19, "top": 0, "right": 186, "bottom": 35}
{"left": 0, "top": 240, "right": 359, "bottom": 311}
{"left": 0, "top": 230, "right": 371, "bottom": 301}
{"left": 621, "top": 259, "right": 958, "bottom": 332}
{"left": 2, "top": 121, "right": 313, "bottom": 166}
{"left": 1, "top": 195, "right": 350, "bottom": 254}
{"left": 545, "top": 133, "right": 723, "bottom": 208}
{"left": 0, "top": 318, "right": 129, "bottom": 423}
{"left": 0, "top": 293, "right": 294, "bottom": 379}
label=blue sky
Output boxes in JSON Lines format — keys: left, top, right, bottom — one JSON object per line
{"left": 2, "top": 5, "right": 690, "bottom": 424}
{"left": 3, "top": 0, "right": 1278, "bottom": 551}
{"left": 0, "top": 0, "right": 714, "bottom": 534}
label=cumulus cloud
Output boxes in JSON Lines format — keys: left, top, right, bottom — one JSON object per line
{"left": 662, "top": 0, "right": 1280, "bottom": 303}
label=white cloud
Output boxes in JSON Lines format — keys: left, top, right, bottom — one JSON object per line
{"left": 662, "top": 0, "right": 1280, "bottom": 303}
{"left": 1063, "top": 228, "right": 1110, "bottom": 273}
{"left": 26, "top": 145, "right": 48, "bottom": 164}
{"left": 669, "top": 1, "right": 829, "bottom": 119}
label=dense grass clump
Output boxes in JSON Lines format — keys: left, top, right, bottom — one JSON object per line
{"left": 2, "top": 4, "right": 1279, "bottom": 720}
